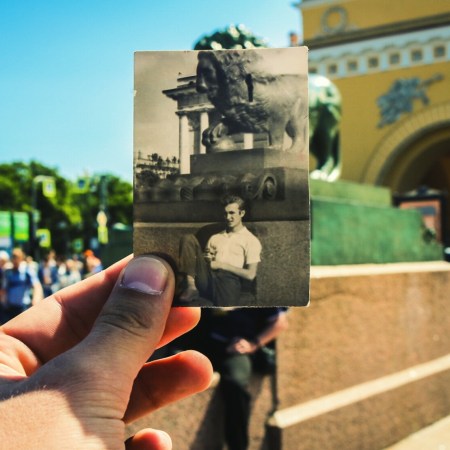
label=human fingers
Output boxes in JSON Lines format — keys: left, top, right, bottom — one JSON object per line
{"left": 0, "top": 256, "right": 200, "bottom": 376}
{"left": 0, "top": 255, "right": 133, "bottom": 370}
{"left": 16, "top": 255, "right": 179, "bottom": 415}
{"left": 124, "top": 350, "right": 213, "bottom": 423}
{"left": 156, "top": 307, "right": 200, "bottom": 350}
{"left": 0, "top": 306, "right": 200, "bottom": 380}
{"left": 125, "top": 429, "right": 172, "bottom": 450}
{"left": 70, "top": 255, "right": 177, "bottom": 390}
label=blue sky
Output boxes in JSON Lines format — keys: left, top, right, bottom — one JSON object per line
{"left": 0, "top": 1, "right": 302, "bottom": 182}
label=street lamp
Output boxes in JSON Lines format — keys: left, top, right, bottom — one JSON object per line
{"left": 74, "top": 174, "right": 109, "bottom": 250}
{"left": 31, "top": 175, "right": 56, "bottom": 259}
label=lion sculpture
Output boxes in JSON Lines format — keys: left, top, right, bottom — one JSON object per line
{"left": 196, "top": 50, "right": 308, "bottom": 154}
{"left": 308, "top": 73, "right": 342, "bottom": 181}
{"left": 196, "top": 50, "right": 342, "bottom": 181}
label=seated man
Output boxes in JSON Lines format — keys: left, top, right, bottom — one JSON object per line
{"left": 178, "top": 195, "right": 262, "bottom": 306}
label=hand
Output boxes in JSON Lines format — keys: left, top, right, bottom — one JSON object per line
{"left": 210, "top": 260, "right": 222, "bottom": 271}
{"left": 0, "top": 255, "right": 213, "bottom": 450}
{"left": 227, "top": 338, "right": 258, "bottom": 355}
{"left": 203, "top": 250, "right": 214, "bottom": 263}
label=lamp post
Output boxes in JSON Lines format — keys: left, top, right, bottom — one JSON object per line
{"left": 96, "top": 175, "right": 109, "bottom": 247}
{"left": 74, "top": 174, "right": 109, "bottom": 250}
{"left": 31, "top": 175, "right": 55, "bottom": 260}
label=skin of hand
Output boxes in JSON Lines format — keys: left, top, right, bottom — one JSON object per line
{"left": 209, "top": 260, "right": 258, "bottom": 281}
{"left": 0, "top": 254, "right": 213, "bottom": 450}
{"left": 226, "top": 313, "right": 289, "bottom": 355}
{"left": 227, "top": 338, "right": 258, "bottom": 355}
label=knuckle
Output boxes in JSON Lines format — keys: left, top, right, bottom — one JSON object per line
{"left": 96, "top": 304, "right": 151, "bottom": 339}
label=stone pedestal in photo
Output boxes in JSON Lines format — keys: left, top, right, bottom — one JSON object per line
{"left": 134, "top": 148, "right": 310, "bottom": 307}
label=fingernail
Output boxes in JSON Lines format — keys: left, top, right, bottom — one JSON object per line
{"left": 120, "top": 256, "right": 169, "bottom": 295}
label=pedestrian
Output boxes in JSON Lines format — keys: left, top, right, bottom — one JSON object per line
{"left": 1, "top": 248, "right": 44, "bottom": 322}
{"left": 38, "top": 254, "right": 60, "bottom": 297}
{"left": 83, "top": 249, "right": 103, "bottom": 278}
{"left": 58, "top": 258, "right": 82, "bottom": 288}
{"left": 174, "top": 306, "right": 289, "bottom": 450}
{"left": 0, "top": 250, "right": 11, "bottom": 323}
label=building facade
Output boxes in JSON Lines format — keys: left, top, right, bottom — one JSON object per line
{"left": 296, "top": 0, "right": 450, "bottom": 191}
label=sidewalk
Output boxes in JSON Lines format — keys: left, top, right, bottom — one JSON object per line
{"left": 383, "top": 416, "right": 450, "bottom": 449}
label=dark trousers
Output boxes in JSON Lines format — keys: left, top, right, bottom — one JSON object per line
{"left": 179, "top": 234, "right": 241, "bottom": 306}
{"left": 2, "top": 304, "right": 28, "bottom": 323}
{"left": 207, "top": 340, "right": 253, "bottom": 450}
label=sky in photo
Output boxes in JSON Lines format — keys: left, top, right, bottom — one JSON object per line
{"left": 0, "top": 0, "right": 302, "bottom": 182}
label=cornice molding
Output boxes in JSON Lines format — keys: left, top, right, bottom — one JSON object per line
{"left": 305, "top": 12, "right": 450, "bottom": 49}
{"left": 308, "top": 26, "right": 450, "bottom": 79}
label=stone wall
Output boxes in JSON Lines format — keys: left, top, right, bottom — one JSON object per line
{"left": 126, "top": 261, "right": 450, "bottom": 450}
{"left": 310, "top": 180, "right": 443, "bottom": 265}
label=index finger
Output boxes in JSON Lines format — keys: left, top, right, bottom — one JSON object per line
{"left": 0, "top": 255, "right": 200, "bottom": 374}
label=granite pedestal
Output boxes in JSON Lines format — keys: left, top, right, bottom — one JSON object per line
{"left": 134, "top": 148, "right": 310, "bottom": 306}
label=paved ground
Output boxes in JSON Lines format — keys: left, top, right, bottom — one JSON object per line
{"left": 383, "top": 416, "right": 450, "bottom": 449}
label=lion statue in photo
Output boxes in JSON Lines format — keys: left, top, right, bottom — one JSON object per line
{"left": 196, "top": 50, "right": 308, "bottom": 154}
{"left": 196, "top": 50, "right": 342, "bottom": 181}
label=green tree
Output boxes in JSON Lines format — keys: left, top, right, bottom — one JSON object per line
{"left": 0, "top": 161, "right": 132, "bottom": 256}
{"left": 72, "top": 174, "right": 133, "bottom": 249}
{"left": 0, "top": 161, "right": 78, "bottom": 255}
{"left": 104, "top": 175, "right": 133, "bottom": 226}
{"left": 194, "top": 24, "right": 268, "bottom": 50}
{"left": 0, "top": 177, "right": 20, "bottom": 210}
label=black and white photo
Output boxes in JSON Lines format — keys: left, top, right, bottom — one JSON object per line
{"left": 134, "top": 47, "right": 310, "bottom": 307}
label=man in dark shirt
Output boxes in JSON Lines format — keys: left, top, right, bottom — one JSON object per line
{"left": 200, "top": 307, "right": 288, "bottom": 450}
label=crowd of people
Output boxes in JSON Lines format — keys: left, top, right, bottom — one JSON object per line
{"left": 0, "top": 247, "right": 103, "bottom": 324}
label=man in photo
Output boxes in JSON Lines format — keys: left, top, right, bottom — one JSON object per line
{"left": 178, "top": 195, "right": 262, "bottom": 306}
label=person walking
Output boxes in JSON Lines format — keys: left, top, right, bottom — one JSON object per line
{"left": 1, "top": 248, "right": 43, "bottom": 322}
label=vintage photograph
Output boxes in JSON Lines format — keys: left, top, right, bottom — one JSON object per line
{"left": 134, "top": 48, "right": 310, "bottom": 307}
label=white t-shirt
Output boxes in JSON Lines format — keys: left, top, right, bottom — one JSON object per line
{"left": 206, "top": 227, "right": 262, "bottom": 269}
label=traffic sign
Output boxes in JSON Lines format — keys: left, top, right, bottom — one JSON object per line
{"left": 0, "top": 211, "right": 12, "bottom": 248}
{"left": 36, "top": 229, "right": 51, "bottom": 248}
{"left": 98, "top": 226, "right": 108, "bottom": 244}
{"left": 13, "top": 212, "right": 30, "bottom": 242}
{"left": 72, "top": 238, "right": 83, "bottom": 253}
{"left": 96, "top": 210, "right": 108, "bottom": 227}
{"left": 42, "top": 177, "right": 56, "bottom": 198}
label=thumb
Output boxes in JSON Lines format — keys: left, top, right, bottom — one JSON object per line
{"left": 79, "top": 255, "right": 174, "bottom": 380}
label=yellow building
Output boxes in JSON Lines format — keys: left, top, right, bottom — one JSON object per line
{"left": 296, "top": 0, "right": 450, "bottom": 198}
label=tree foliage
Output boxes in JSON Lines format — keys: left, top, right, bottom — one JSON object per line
{"left": 194, "top": 24, "right": 268, "bottom": 50}
{"left": 0, "top": 161, "right": 132, "bottom": 255}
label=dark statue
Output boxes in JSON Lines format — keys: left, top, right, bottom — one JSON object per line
{"left": 308, "top": 73, "right": 342, "bottom": 181}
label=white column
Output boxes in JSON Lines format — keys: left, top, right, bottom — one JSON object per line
{"left": 243, "top": 133, "right": 254, "bottom": 149}
{"left": 179, "top": 114, "right": 190, "bottom": 174}
{"left": 199, "top": 111, "right": 209, "bottom": 154}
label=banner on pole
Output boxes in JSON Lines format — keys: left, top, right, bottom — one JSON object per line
{"left": 13, "top": 212, "right": 30, "bottom": 242}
